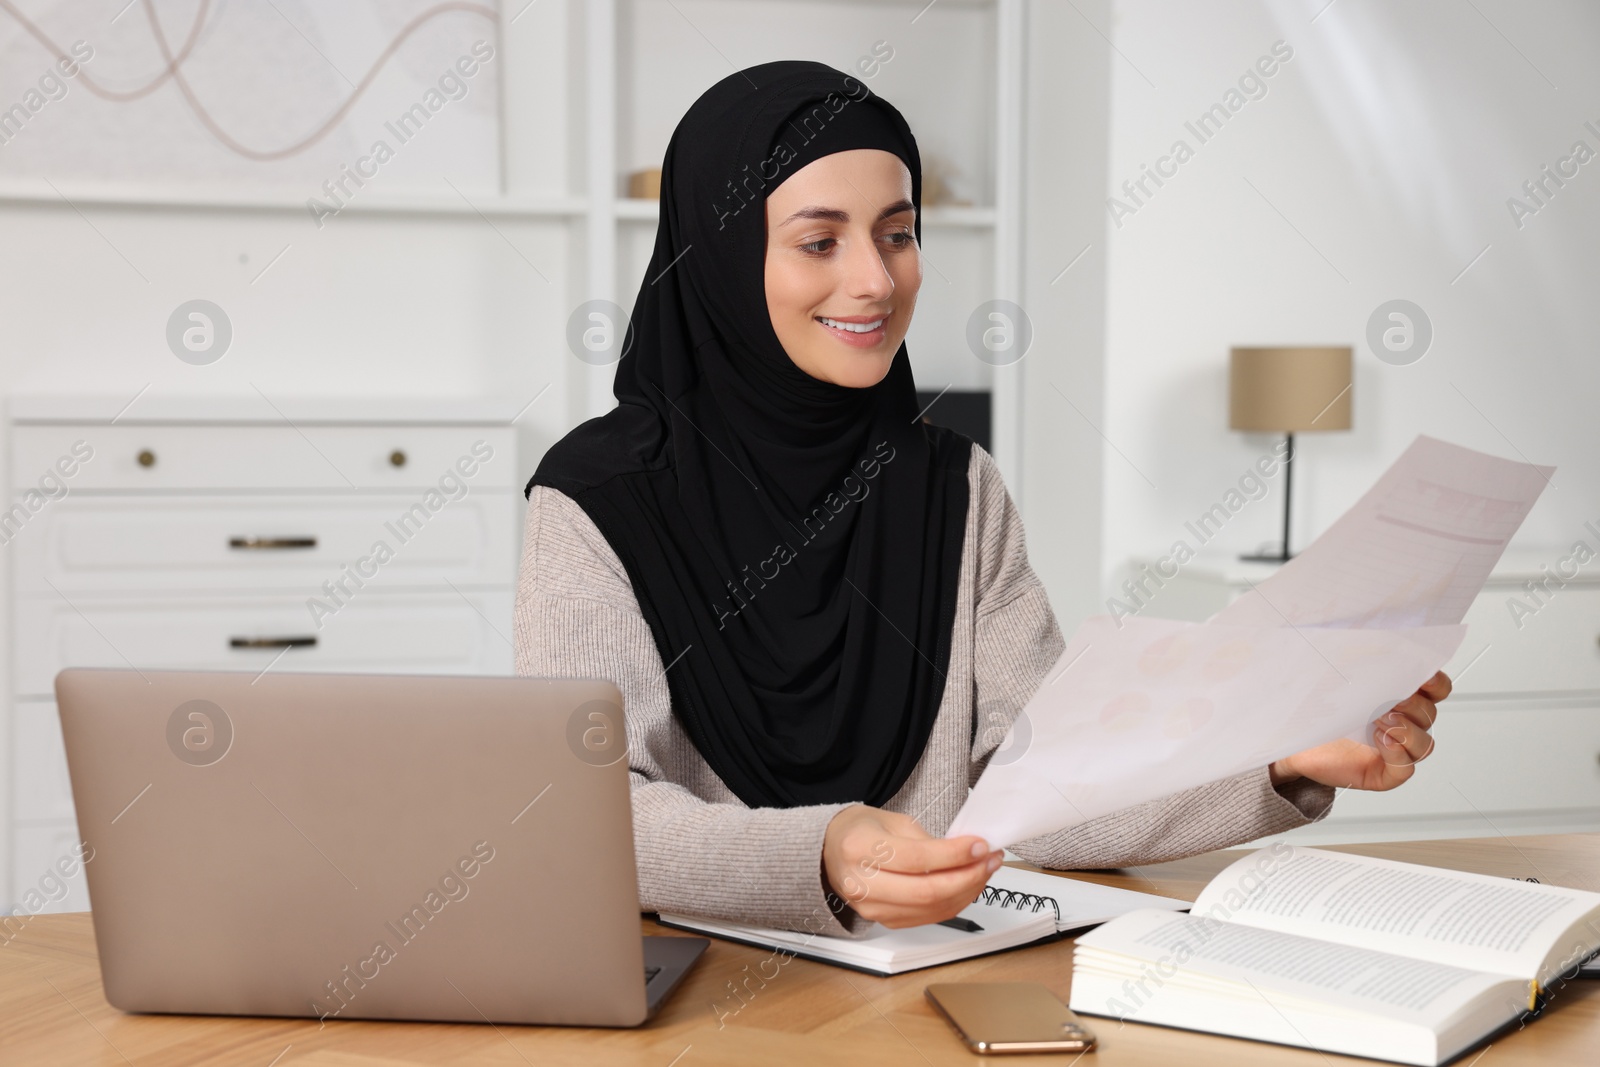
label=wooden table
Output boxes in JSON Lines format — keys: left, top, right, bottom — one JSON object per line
{"left": 4, "top": 834, "right": 1597, "bottom": 1065}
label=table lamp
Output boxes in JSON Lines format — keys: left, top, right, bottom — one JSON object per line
{"left": 1228, "top": 345, "right": 1352, "bottom": 562}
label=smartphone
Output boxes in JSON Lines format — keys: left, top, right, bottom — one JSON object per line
{"left": 925, "top": 982, "right": 1096, "bottom": 1054}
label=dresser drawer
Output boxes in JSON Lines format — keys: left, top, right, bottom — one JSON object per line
{"left": 10, "top": 425, "right": 516, "bottom": 492}
{"left": 12, "top": 495, "right": 516, "bottom": 594}
{"left": 1445, "top": 585, "right": 1600, "bottom": 695}
{"left": 12, "top": 700, "right": 72, "bottom": 823}
{"left": 15, "top": 592, "right": 513, "bottom": 696}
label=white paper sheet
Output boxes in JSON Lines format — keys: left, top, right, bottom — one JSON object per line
{"left": 948, "top": 435, "right": 1553, "bottom": 849}
{"left": 1212, "top": 434, "right": 1554, "bottom": 744}
{"left": 1209, "top": 435, "right": 1554, "bottom": 629}
{"left": 946, "top": 615, "right": 1466, "bottom": 847}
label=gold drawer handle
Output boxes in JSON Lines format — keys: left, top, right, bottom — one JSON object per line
{"left": 389, "top": 450, "right": 407, "bottom": 467}
{"left": 229, "top": 537, "right": 318, "bottom": 550}
{"left": 229, "top": 636, "right": 318, "bottom": 649}
{"left": 137, "top": 449, "right": 156, "bottom": 468}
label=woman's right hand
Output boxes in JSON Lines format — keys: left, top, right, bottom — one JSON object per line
{"left": 821, "top": 804, "right": 1002, "bottom": 928}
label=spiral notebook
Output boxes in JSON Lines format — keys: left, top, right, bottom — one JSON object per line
{"left": 655, "top": 865, "right": 1189, "bottom": 976}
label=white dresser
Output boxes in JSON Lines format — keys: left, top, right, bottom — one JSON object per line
{"left": 4, "top": 397, "right": 520, "bottom": 915}
{"left": 1129, "top": 551, "right": 1600, "bottom": 844}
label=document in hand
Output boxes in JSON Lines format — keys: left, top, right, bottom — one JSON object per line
{"left": 1069, "top": 845, "right": 1600, "bottom": 1066}
{"left": 1207, "top": 434, "right": 1556, "bottom": 630}
{"left": 946, "top": 615, "right": 1466, "bottom": 847}
{"left": 946, "top": 436, "right": 1553, "bottom": 849}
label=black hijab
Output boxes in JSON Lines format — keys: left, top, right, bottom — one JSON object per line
{"left": 527, "top": 61, "right": 972, "bottom": 809}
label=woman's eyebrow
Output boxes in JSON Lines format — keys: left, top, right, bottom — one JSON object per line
{"left": 778, "top": 198, "right": 916, "bottom": 227}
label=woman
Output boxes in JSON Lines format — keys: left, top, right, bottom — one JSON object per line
{"left": 514, "top": 61, "right": 1450, "bottom": 937}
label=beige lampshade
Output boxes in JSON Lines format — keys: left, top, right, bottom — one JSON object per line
{"left": 1229, "top": 346, "right": 1353, "bottom": 433}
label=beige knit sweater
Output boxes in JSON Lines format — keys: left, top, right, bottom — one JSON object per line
{"left": 513, "top": 444, "right": 1334, "bottom": 937}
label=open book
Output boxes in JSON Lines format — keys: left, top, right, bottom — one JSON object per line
{"left": 1070, "top": 846, "right": 1600, "bottom": 1066}
{"left": 657, "top": 864, "right": 1187, "bottom": 976}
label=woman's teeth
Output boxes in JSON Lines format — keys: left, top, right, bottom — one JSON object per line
{"left": 818, "top": 317, "right": 885, "bottom": 333}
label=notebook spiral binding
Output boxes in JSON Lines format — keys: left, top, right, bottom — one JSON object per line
{"left": 978, "top": 886, "right": 1061, "bottom": 924}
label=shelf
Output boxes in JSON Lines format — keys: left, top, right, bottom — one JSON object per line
{"left": 6, "top": 392, "right": 518, "bottom": 425}
{"left": 0, "top": 183, "right": 998, "bottom": 228}
{"left": 0, "top": 182, "right": 587, "bottom": 219}
{"left": 794, "top": 0, "right": 995, "bottom": 6}
{"left": 1136, "top": 548, "right": 1600, "bottom": 588}
{"left": 613, "top": 197, "right": 996, "bottom": 227}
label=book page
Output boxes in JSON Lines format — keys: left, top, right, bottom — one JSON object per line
{"left": 1073, "top": 910, "right": 1508, "bottom": 1027}
{"left": 1193, "top": 847, "right": 1600, "bottom": 983}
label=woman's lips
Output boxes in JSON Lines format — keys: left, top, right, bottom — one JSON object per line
{"left": 816, "top": 316, "right": 888, "bottom": 348}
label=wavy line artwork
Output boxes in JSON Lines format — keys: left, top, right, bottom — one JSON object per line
{"left": 0, "top": 0, "right": 498, "bottom": 162}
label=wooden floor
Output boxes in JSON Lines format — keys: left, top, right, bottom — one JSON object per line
{"left": 3, "top": 835, "right": 1598, "bottom": 1065}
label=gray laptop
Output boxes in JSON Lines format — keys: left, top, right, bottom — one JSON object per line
{"left": 54, "top": 668, "right": 707, "bottom": 1027}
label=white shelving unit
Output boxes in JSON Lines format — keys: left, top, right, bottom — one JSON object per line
{"left": 0, "top": 0, "right": 1030, "bottom": 483}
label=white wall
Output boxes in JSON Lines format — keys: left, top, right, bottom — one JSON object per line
{"left": 1100, "top": 0, "right": 1600, "bottom": 605}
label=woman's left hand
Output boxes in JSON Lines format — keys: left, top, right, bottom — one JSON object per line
{"left": 1268, "top": 671, "right": 1453, "bottom": 792}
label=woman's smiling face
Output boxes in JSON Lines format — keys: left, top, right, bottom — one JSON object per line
{"left": 763, "top": 148, "right": 921, "bottom": 388}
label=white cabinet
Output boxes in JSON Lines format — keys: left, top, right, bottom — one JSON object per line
{"left": 4, "top": 400, "right": 519, "bottom": 914}
{"left": 1132, "top": 550, "right": 1600, "bottom": 844}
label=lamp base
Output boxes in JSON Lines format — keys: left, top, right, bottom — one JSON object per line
{"left": 1239, "top": 431, "right": 1296, "bottom": 565}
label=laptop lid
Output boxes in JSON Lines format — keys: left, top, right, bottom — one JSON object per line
{"left": 55, "top": 667, "right": 655, "bottom": 1027}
